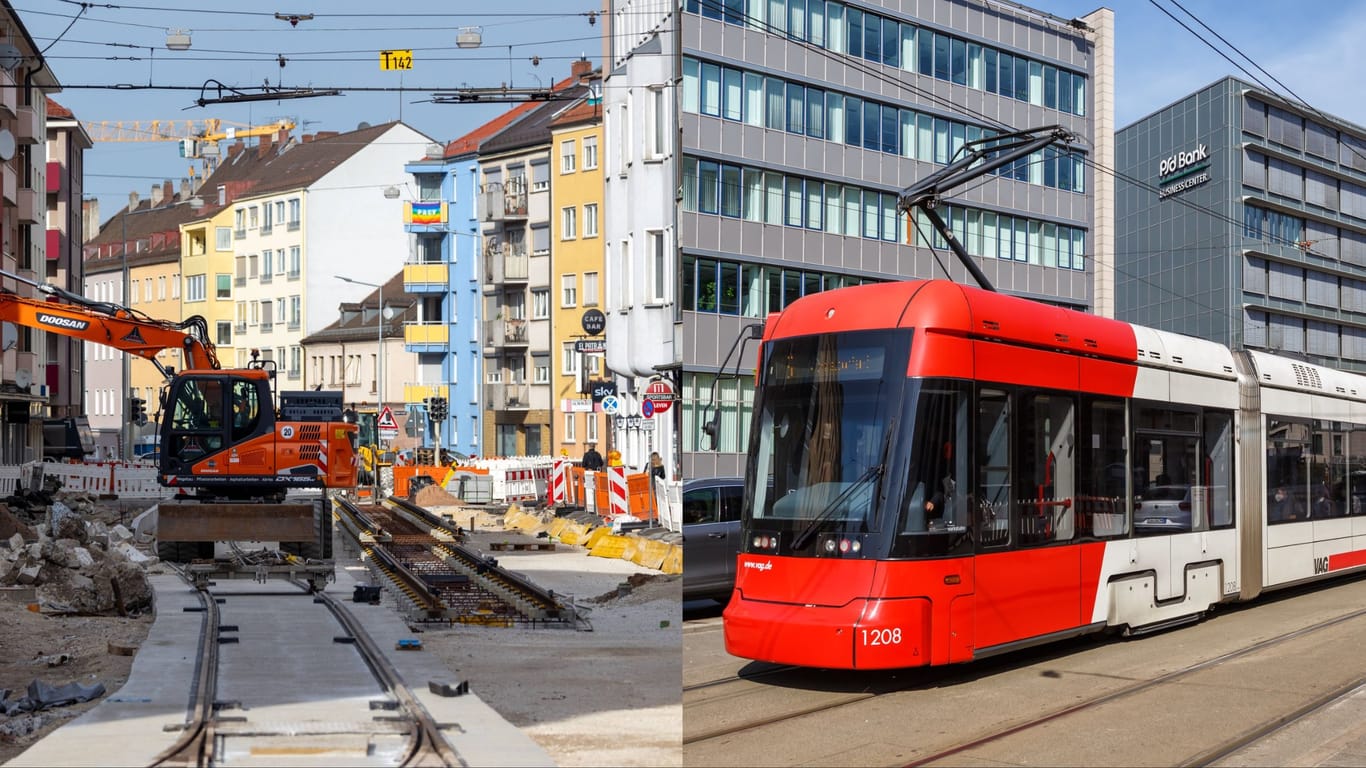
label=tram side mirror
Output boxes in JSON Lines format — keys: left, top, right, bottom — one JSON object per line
{"left": 702, "top": 417, "right": 719, "bottom": 450}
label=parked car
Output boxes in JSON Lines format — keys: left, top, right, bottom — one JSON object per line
{"left": 1134, "top": 485, "right": 1192, "bottom": 533}
{"left": 682, "top": 477, "right": 746, "bottom": 603}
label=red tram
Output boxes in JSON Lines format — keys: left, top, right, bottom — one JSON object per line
{"left": 723, "top": 279, "right": 1366, "bottom": 669}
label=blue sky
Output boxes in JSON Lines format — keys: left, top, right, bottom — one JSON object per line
{"left": 14, "top": 1, "right": 604, "bottom": 221}
{"left": 15, "top": 1, "right": 1366, "bottom": 222}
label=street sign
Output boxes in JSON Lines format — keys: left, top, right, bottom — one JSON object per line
{"left": 643, "top": 379, "right": 676, "bottom": 414}
{"left": 601, "top": 395, "right": 621, "bottom": 416}
{"left": 379, "top": 50, "right": 413, "bottom": 70}
{"left": 377, "top": 405, "right": 399, "bottom": 440}
{"left": 574, "top": 339, "right": 607, "bottom": 354}
{"left": 581, "top": 309, "right": 606, "bottom": 335}
{"left": 641, "top": 399, "right": 655, "bottom": 418}
{"left": 615, "top": 415, "right": 655, "bottom": 431}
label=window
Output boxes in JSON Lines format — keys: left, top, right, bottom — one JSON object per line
{"left": 216, "top": 274, "right": 231, "bottom": 299}
{"left": 647, "top": 230, "right": 667, "bottom": 304}
{"left": 249, "top": 206, "right": 259, "bottom": 229}
{"left": 586, "top": 415, "right": 599, "bottom": 442}
{"left": 584, "top": 203, "right": 599, "bottom": 237}
{"left": 584, "top": 271, "right": 600, "bottom": 306}
{"left": 561, "top": 206, "right": 577, "bottom": 240}
{"left": 287, "top": 198, "right": 301, "bottom": 229}
{"left": 186, "top": 274, "right": 206, "bottom": 302}
{"left": 561, "top": 274, "right": 577, "bottom": 307}
{"left": 564, "top": 413, "right": 577, "bottom": 443}
{"left": 417, "top": 174, "right": 442, "bottom": 201}
{"left": 216, "top": 321, "right": 232, "bottom": 345}
{"left": 531, "top": 161, "right": 549, "bottom": 191}
{"left": 534, "top": 356, "right": 550, "bottom": 385}
{"left": 583, "top": 135, "right": 598, "bottom": 169}
{"left": 650, "top": 87, "right": 668, "bottom": 158}
{"left": 289, "top": 246, "right": 301, "bottom": 278}
{"left": 561, "top": 139, "right": 577, "bottom": 173}
{"left": 261, "top": 250, "right": 274, "bottom": 283}
{"left": 532, "top": 288, "right": 550, "bottom": 319}
{"left": 289, "top": 295, "right": 301, "bottom": 329}
{"left": 562, "top": 341, "right": 579, "bottom": 375}
{"left": 215, "top": 227, "right": 231, "bottom": 250}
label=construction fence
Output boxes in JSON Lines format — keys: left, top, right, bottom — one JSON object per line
{"left": 0, "top": 461, "right": 168, "bottom": 499}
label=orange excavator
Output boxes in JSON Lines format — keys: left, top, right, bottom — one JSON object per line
{"left": 1, "top": 270, "right": 357, "bottom": 571}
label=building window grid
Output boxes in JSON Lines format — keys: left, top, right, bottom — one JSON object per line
{"left": 683, "top": 55, "right": 1085, "bottom": 195}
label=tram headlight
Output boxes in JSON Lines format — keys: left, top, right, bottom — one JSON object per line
{"left": 824, "top": 538, "right": 837, "bottom": 553}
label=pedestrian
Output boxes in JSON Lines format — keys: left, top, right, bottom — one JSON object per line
{"left": 582, "top": 442, "right": 605, "bottom": 471}
{"left": 1270, "top": 486, "right": 1302, "bottom": 522}
{"left": 647, "top": 451, "right": 666, "bottom": 480}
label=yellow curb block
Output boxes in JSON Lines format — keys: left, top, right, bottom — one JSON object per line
{"left": 582, "top": 526, "right": 612, "bottom": 550}
{"left": 589, "top": 533, "right": 631, "bottom": 559}
{"left": 631, "top": 538, "right": 670, "bottom": 570}
{"left": 546, "top": 518, "right": 571, "bottom": 538}
{"left": 559, "top": 522, "right": 590, "bottom": 546}
{"left": 661, "top": 544, "right": 682, "bottom": 575}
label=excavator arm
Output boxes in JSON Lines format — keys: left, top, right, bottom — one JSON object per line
{"left": 0, "top": 270, "right": 219, "bottom": 377}
{"left": 899, "top": 124, "right": 1077, "bottom": 292}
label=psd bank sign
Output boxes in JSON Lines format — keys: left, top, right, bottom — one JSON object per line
{"left": 1157, "top": 143, "right": 1211, "bottom": 199}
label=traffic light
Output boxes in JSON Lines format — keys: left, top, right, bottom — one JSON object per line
{"left": 429, "top": 396, "right": 448, "bottom": 421}
{"left": 129, "top": 396, "right": 148, "bottom": 426}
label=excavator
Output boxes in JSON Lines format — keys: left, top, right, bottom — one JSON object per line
{"left": 0, "top": 269, "right": 357, "bottom": 577}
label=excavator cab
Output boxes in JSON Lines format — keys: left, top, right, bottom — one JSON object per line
{"left": 158, "top": 369, "right": 357, "bottom": 500}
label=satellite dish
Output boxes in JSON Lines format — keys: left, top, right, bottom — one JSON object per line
{"left": 1, "top": 322, "right": 15, "bottom": 351}
{"left": 0, "top": 130, "right": 15, "bottom": 162}
{"left": 14, "top": 368, "right": 30, "bottom": 389}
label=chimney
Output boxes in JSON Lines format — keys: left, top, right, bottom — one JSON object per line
{"left": 572, "top": 57, "right": 592, "bottom": 82}
{"left": 127, "top": 190, "right": 139, "bottom": 212}
{"left": 150, "top": 183, "right": 164, "bottom": 207}
{"left": 301, "top": 133, "right": 313, "bottom": 143}
{"left": 180, "top": 177, "right": 191, "bottom": 200}
{"left": 257, "top": 133, "right": 273, "bottom": 158}
{"left": 315, "top": 130, "right": 339, "bottom": 140}
{"left": 277, "top": 127, "right": 290, "bottom": 145}
{"left": 227, "top": 139, "right": 245, "bottom": 159}
{"left": 162, "top": 179, "right": 174, "bottom": 204}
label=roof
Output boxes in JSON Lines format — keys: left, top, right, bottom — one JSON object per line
{"left": 442, "top": 73, "right": 582, "bottom": 159}
{"left": 300, "top": 271, "right": 420, "bottom": 344}
{"left": 478, "top": 84, "right": 592, "bottom": 156}
{"left": 85, "top": 192, "right": 206, "bottom": 275}
{"left": 549, "top": 95, "right": 602, "bottom": 130}
{"left": 45, "top": 97, "right": 72, "bottom": 119}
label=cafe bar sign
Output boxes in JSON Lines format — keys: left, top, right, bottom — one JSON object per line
{"left": 1157, "top": 143, "right": 1211, "bottom": 199}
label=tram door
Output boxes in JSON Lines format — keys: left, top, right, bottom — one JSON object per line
{"left": 973, "top": 388, "right": 1081, "bottom": 650}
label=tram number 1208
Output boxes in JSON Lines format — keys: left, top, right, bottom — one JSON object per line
{"left": 861, "top": 628, "right": 902, "bottom": 646}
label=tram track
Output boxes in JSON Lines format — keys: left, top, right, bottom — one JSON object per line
{"left": 146, "top": 565, "right": 463, "bottom": 767}
{"left": 684, "top": 601, "right": 1366, "bottom": 762}
{"left": 908, "top": 604, "right": 1366, "bottom": 767}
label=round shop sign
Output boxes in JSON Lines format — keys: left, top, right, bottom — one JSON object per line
{"left": 643, "top": 379, "right": 675, "bottom": 414}
{"left": 581, "top": 308, "right": 606, "bottom": 336}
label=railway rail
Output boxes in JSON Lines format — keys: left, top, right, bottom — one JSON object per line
{"left": 333, "top": 496, "right": 582, "bottom": 628}
{"left": 149, "top": 567, "right": 461, "bottom": 767}
{"left": 683, "top": 596, "right": 1366, "bottom": 766}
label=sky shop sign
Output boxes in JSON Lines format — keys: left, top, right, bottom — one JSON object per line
{"left": 1157, "top": 143, "right": 1211, "bottom": 199}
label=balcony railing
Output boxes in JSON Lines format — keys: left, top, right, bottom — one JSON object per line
{"left": 403, "top": 322, "right": 449, "bottom": 346}
{"left": 484, "top": 382, "right": 531, "bottom": 410}
{"left": 234, "top": 322, "right": 246, "bottom": 334}
{"left": 15, "top": 104, "right": 39, "bottom": 144}
{"left": 479, "top": 178, "right": 528, "bottom": 221}
{"left": 403, "top": 382, "right": 450, "bottom": 404}
{"left": 483, "top": 317, "right": 528, "bottom": 347}
{"left": 483, "top": 242, "right": 529, "bottom": 283}
{"left": 16, "top": 187, "right": 39, "bottom": 224}
{"left": 260, "top": 321, "right": 273, "bottom": 333}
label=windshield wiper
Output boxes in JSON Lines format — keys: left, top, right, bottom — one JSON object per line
{"left": 791, "top": 462, "right": 885, "bottom": 551}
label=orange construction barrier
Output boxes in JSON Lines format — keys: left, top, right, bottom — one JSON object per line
{"left": 393, "top": 464, "right": 452, "bottom": 498}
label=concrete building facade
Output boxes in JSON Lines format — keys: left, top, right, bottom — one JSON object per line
{"left": 677, "top": 0, "right": 1114, "bottom": 478}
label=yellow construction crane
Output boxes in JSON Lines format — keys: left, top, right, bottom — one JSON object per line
{"left": 83, "top": 118, "right": 296, "bottom": 181}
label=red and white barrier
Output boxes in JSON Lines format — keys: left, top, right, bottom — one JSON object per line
{"left": 548, "top": 458, "right": 569, "bottom": 505}
{"left": 607, "top": 466, "right": 629, "bottom": 518}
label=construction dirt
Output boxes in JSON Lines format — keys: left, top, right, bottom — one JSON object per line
{"left": 1, "top": 500, "right": 683, "bottom": 766}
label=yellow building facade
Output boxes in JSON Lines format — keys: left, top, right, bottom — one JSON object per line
{"left": 180, "top": 206, "right": 241, "bottom": 371}
{"left": 549, "top": 102, "right": 606, "bottom": 453}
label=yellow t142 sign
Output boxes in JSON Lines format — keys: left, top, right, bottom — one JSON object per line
{"left": 380, "top": 50, "right": 413, "bottom": 70}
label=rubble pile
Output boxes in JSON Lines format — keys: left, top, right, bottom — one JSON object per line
{"left": 0, "top": 494, "right": 155, "bottom": 617}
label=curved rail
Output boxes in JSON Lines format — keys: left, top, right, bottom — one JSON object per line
{"left": 148, "top": 566, "right": 220, "bottom": 767}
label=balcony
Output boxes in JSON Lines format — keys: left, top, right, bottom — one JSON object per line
{"left": 404, "top": 321, "right": 449, "bottom": 347}
{"left": 0, "top": 69, "right": 14, "bottom": 118}
{"left": 45, "top": 228, "right": 60, "bottom": 261}
{"left": 17, "top": 187, "right": 39, "bottom": 224}
{"left": 403, "top": 262, "right": 448, "bottom": 292}
{"left": 485, "top": 382, "right": 531, "bottom": 410}
{"left": 2, "top": 164, "right": 15, "bottom": 205}
{"left": 479, "top": 178, "right": 528, "bottom": 222}
{"left": 483, "top": 318, "right": 528, "bottom": 348}
{"left": 404, "top": 201, "right": 448, "bottom": 227}
{"left": 483, "top": 242, "right": 529, "bottom": 284}
{"left": 15, "top": 104, "right": 40, "bottom": 144}
{"left": 46, "top": 162, "right": 60, "bottom": 193}
{"left": 404, "top": 382, "right": 450, "bottom": 404}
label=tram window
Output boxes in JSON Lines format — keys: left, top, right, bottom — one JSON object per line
{"left": 1133, "top": 432, "right": 1200, "bottom": 535}
{"left": 892, "top": 381, "right": 972, "bottom": 558}
{"left": 1076, "top": 398, "right": 1128, "bottom": 538}
{"left": 1016, "top": 392, "right": 1076, "bottom": 546}
{"left": 1266, "top": 416, "right": 1310, "bottom": 524}
{"left": 976, "top": 388, "right": 1011, "bottom": 549}
{"left": 1204, "top": 411, "right": 1235, "bottom": 528}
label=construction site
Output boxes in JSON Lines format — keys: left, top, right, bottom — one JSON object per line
{"left": 0, "top": 457, "right": 682, "bottom": 767}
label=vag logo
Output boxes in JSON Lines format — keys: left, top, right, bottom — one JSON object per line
{"left": 742, "top": 560, "right": 773, "bottom": 572}
{"left": 1158, "top": 144, "right": 1209, "bottom": 178}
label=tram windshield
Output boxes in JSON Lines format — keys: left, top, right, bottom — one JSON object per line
{"left": 745, "top": 330, "right": 910, "bottom": 557}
